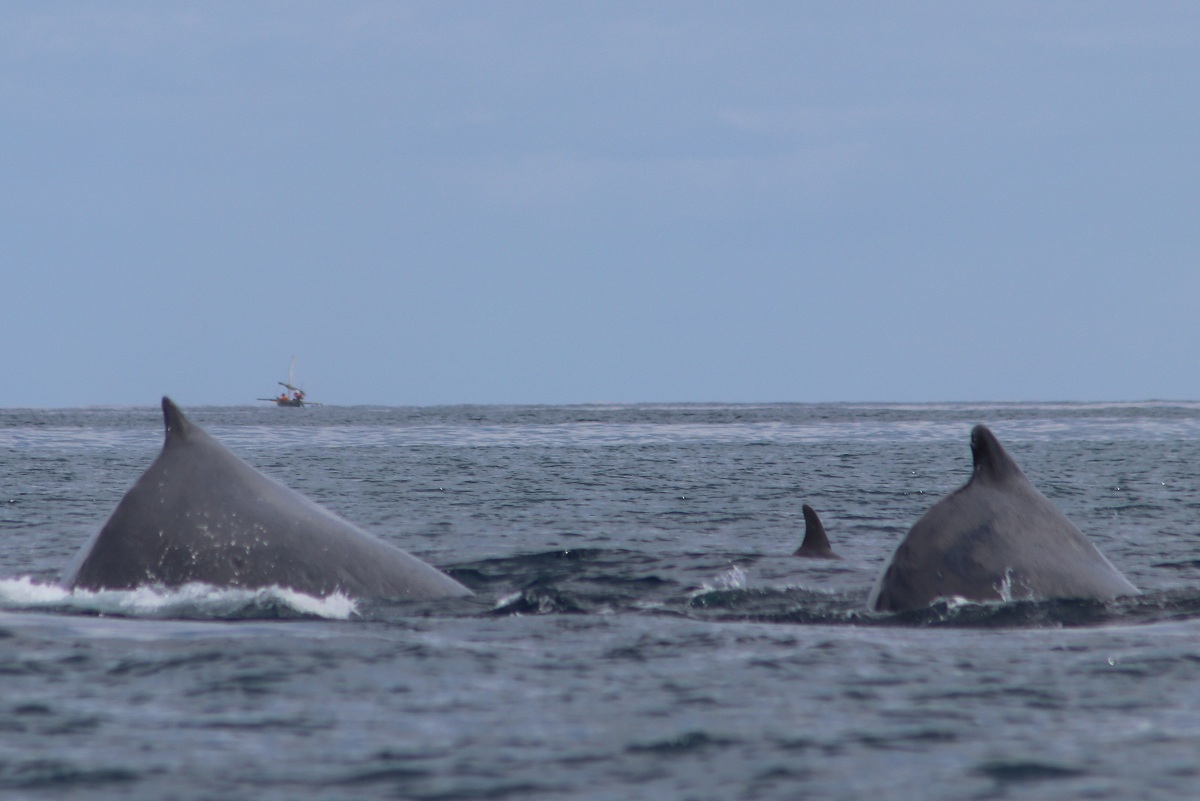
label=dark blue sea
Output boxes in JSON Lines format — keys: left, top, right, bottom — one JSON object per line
{"left": 3, "top": 401, "right": 1200, "bottom": 800}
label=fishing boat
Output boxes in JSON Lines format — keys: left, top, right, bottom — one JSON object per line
{"left": 258, "top": 358, "right": 319, "bottom": 407}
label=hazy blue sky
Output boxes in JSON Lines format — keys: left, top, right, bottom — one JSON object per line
{"left": 4, "top": 2, "right": 1199, "bottom": 407}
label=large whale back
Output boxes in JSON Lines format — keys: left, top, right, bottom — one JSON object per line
{"left": 867, "top": 424, "right": 1136, "bottom": 612}
{"left": 64, "top": 398, "right": 472, "bottom": 600}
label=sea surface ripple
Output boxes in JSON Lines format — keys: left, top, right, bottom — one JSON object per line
{"left": 2, "top": 402, "right": 1200, "bottom": 799}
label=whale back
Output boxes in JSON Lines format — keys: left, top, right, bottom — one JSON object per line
{"left": 65, "top": 398, "right": 471, "bottom": 601}
{"left": 867, "top": 424, "right": 1136, "bottom": 612}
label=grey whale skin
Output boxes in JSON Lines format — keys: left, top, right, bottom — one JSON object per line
{"left": 867, "top": 424, "right": 1137, "bottom": 612}
{"left": 64, "top": 398, "right": 472, "bottom": 600}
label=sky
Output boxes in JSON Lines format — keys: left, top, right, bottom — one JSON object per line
{"left": 3, "top": 2, "right": 1199, "bottom": 407}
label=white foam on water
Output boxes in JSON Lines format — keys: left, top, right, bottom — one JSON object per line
{"left": 996, "top": 569, "right": 1017, "bottom": 603}
{"left": 0, "top": 576, "right": 358, "bottom": 620}
{"left": 710, "top": 564, "right": 748, "bottom": 591}
{"left": 687, "top": 564, "right": 750, "bottom": 601}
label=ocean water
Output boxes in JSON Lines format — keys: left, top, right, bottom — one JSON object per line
{"left": 3, "top": 401, "right": 1200, "bottom": 800}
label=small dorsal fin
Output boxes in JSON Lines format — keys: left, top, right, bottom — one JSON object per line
{"left": 970, "top": 424, "right": 1023, "bottom": 483}
{"left": 161, "top": 397, "right": 195, "bottom": 443}
{"left": 795, "top": 504, "right": 838, "bottom": 558}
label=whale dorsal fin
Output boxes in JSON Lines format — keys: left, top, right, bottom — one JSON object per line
{"left": 970, "top": 424, "right": 1023, "bottom": 484}
{"left": 795, "top": 504, "right": 838, "bottom": 558}
{"left": 161, "top": 397, "right": 196, "bottom": 443}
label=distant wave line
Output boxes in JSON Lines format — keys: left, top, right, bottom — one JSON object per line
{"left": 8, "top": 418, "right": 1200, "bottom": 450}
